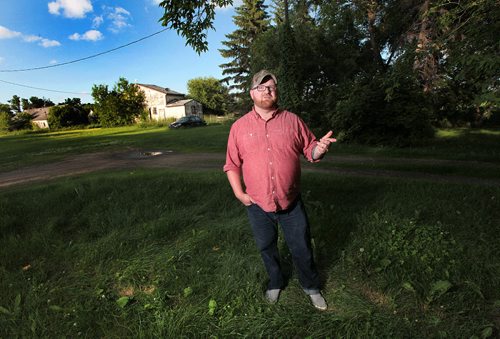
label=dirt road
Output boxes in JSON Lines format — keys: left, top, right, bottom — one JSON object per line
{"left": 1, "top": 149, "right": 499, "bottom": 188}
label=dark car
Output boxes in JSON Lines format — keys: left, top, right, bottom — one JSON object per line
{"left": 168, "top": 115, "right": 207, "bottom": 129}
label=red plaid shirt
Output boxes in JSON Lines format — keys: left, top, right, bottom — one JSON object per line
{"left": 224, "top": 108, "right": 319, "bottom": 212}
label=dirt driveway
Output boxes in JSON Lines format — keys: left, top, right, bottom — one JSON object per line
{"left": 1, "top": 149, "right": 499, "bottom": 188}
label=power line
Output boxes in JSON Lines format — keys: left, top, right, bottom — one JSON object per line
{"left": 0, "top": 28, "right": 168, "bottom": 73}
{"left": 0, "top": 79, "right": 90, "bottom": 95}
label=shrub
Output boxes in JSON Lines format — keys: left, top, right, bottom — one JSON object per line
{"left": 48, "top": 105, "right": 89, "bottom": 129}
{"left": 0, "top": 111, "right": 10, "bottom": 131}
{"left": 9, "top": 112, "right": 33, "bottom": 131}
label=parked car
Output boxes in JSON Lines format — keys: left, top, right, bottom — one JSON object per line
{"left": 168, "top": 115, "right": 207, "bottom": 129}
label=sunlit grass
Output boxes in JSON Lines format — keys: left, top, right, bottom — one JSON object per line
{"left": 436, "top": 128, "right": 500, "bottom": 138}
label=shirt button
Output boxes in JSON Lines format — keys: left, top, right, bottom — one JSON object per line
{"left": 272, "top": 191, "right": 275, "bottom": 194}
{"left": 269, "top": 162, "right": 272, "bottom": 165}
{"left": 266, "top": 134, "right": 269, "bottom": 138}
{"left": 267, "top": 148, "right": 271, "bottom": 151}
{"left": 271, "top": 176, "right": 274, "bottom": 180}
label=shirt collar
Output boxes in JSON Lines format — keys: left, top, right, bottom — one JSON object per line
{"left": 251, "top": 107, "right": 280, "bottom": 120}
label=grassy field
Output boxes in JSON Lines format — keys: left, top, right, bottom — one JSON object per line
{"left": 1, "top": 123, "right": 500, "bottom": 173}
{"left": 1, "top": 124, "right": 499, "bottom": 337}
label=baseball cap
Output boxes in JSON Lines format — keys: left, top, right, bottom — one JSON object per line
{"left": 251, "top": 70, "right": 277, "bottom": 89}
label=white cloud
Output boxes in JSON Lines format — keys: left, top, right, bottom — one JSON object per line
{"left": 0, "top": 25, "right": 60, "bottom": 48}
{"left": 50, "top": 59, "right": 58, "bottom": 65}
{"left": 107, "top": 7, "right": 132, "bottom": 33}
{"left": 115, "top": 7, "right": 130, "bottom": 16}
{"left": 0, "top": 25, "right": 22, "bottom": 39}
{"left": 23, "top": 35, "right": 60, "bottom": 47}
{"left": 23, "top": 35, "right": 42, "bottom": 43}
{"left": 0, "top": 57, "right": 4, "bottom": 64}
{"left": 48, "top": 0, "right": 93, "bottom": 18}
{"left": 151, "top": 0, "right": 162, "bottom": 5}
{"left": 40, "top": 39, "right": 61, "bottom": 47}
{"left": 92, "top": 15, "right": 104, "bottom": 28}
{"left": 69, "top": 29, "right": 103, "bottom": 41}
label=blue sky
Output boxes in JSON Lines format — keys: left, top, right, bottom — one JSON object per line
{"left": 0, "top": 0, "right": 242, "bottom": 105}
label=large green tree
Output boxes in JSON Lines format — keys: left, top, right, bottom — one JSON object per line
{"left": 48, "top": 98, "right": 90, "bottom": 129}
{"left": 20, "top": 96, "right": 55, "bottom": 111}
{"left": 219, "top": 0, "right": 270, "bottom": 108}
{"left": 158, "top": 0, "right": 233, "bottom": 53}
{"left": 187, "top": 77, "right": 231, "bottom": 115}
{"left": 430, "top": 0, "right": 499, "bottom": 125}
{"left": 91, "top": 77, "right": 145, "bottom": 127}
{"left": 157, "top": 0, "right": 498, "bottom": 144}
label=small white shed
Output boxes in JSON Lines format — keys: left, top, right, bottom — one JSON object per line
{"left": 165, "top": 99, "right": 203, "bottom": 120}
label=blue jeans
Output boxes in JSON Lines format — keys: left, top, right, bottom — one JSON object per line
{"left": 246, "top": 197, "right": 320, "bottom": 295}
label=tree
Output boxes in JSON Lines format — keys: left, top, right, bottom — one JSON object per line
{"left": 158, "top": 0, "right": 498, "bottom": 139}
{"left": 8, "top": 95, "right": 21, "bottom": 113}
{"left": 91, "top": 77, "right": 145, "bottom": 127}
{"left": 431, "top": 0, "right": 500, "bottom": 125}
{"left": 276, "top": 0, "right": 300, "bottom": 112}
{"left": 21, "top": 96, "right": 55, "bottom": 110}
{"left": 187, "top": 77, "right": 231, "bottom": 115}
{"left": 48, "top": 98, "right": 90, "bottom": 129}
{"left": 159, "top": 0, "right": 233, "bottom": 53}
{"left": 219, "top": 0, "right": 270, "bottom": 108}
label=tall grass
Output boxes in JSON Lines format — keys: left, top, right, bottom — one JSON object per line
{"left": 1, "top": 169, "right": 499, "bottom": 337}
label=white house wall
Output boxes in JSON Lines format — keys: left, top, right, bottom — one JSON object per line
{"left": 138, "top": 85, "right": 189, "bottom": 121}
{"left": 185, "top": 101, "right": 203, "bottom": 117}
{"left": 165, "top": 106, "right": 187, "bottom": 119}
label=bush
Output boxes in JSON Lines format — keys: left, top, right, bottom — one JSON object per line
{"left": 48, "top": 105, "right": 89, "bottom": 129}
{"left": 331, "top": 72, "right": 434, "bottom": 146}
{"left": 0, "top": 111, "right": 10, "bottom": 131}
{"left": 9, "top": 112, "right": 33, "bottom": 131}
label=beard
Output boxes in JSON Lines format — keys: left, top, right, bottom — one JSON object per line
{"left": 258, "top": 96, "right": 277, "bottom": 109}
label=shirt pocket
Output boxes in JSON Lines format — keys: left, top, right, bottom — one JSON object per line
{"left": 240, "top": 132, "right": 260, "bottom": 154}
{"left": 270, "top": 128, "right": 298, "bottom": 151}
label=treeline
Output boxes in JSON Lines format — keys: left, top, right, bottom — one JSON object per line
{"left": 0, "top": 76, "right": 233, "bottom": 132}
{"left": 161, "top": 0, "right": 499, "bottom": 145}
{"left": 0, "top": 95, "right": 94, "bottom": 132}
{"left": 0, "top": 78, "right": 145, "bottom": 132}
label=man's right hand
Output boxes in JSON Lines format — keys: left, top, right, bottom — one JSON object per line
{"left": 236, "top": 192, "right": 254, "bottom": 206}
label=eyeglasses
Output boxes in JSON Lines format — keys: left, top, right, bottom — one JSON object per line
{"left": 252, "top": 85, "right": 277, "bottom": 92}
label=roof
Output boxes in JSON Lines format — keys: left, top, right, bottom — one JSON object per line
{"left": 24, "top": 107, "right": 51, "bottom": 121}
{"left": 166, "top": 99, "right": 196, "bottom": 107}
{"left": 136, "top": 83, "right": 185, "bottom": 96}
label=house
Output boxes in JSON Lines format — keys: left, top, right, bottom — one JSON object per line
{"left": 25, "top": 107, "right": 51, "bottom": 129}
{"left": 137, "top": 83, "right": 204, "bottom": 120}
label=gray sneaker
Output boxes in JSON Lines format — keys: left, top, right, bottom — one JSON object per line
{"left": 265, "top": 289, "right": 281, "bottom": 304}
{"left": 309, "top": 293, "right": 327, "bottom": 311}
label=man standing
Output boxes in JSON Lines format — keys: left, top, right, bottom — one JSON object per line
{"left": 223, "top": 70, "right": 336, "bottom": 311}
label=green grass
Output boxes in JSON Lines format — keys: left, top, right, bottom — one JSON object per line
{"left": 1, "top": 169, "right": 499, "bottom": 337}
{"left": 0, "top": 124, "right": 230, "bottom": 172}
{"left": 313, "top": 158, "right": 500, "bottom": 181}
{"left": 1, "top": 125, "right": 499, "bottom": 173}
